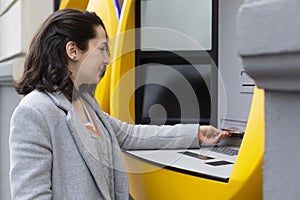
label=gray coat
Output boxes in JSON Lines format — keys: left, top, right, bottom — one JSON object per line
{"left": 9, "top": 90, "right": 199, "bottom": 200}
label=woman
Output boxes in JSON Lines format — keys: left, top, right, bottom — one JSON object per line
{"left": 9, "top": 9, "right": 229, "bottom": 200}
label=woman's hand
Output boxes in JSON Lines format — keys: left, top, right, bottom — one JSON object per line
{"left": 198, "top": 125, "right": 230, "bottom": 146}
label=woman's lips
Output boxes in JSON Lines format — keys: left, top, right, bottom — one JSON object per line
{"left": 99, "top": 65, "right": 107, "bottom": 78}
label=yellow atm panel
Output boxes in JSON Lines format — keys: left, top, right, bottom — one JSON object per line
{"left": 109, "top": 0, "right": 135, "bottom": 123}
{"left": 123, "top": 87, "right": 264, "bottom": 200}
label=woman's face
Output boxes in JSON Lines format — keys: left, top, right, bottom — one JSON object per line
{"left": 73, "top": 25, "right": 110, "bottom": 87}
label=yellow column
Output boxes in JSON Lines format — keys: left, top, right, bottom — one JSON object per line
{"left": 59, "top": 0, "right": 89, "bottom": 10}
{"left": 87, "top": 0, "right": 119, "bottom": 114}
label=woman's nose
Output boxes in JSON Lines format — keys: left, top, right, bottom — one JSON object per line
{"left": 104, "top": 50, "right": 110, "bottom": 65}
{"left": 104, "top": 55, "right": 110, "bottom": 65}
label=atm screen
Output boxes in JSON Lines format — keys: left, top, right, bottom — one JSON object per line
{"left": 135, "top": 64, "right": 213, "bottom": 125}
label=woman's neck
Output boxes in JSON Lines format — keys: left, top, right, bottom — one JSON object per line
{"left": 72, "top": 97, "right": 89, "bottom": 123}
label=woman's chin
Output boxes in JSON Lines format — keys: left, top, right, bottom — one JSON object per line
{"left": 90, "top": 77, "right": 101, "bottom": 85}
{"left": 96, "top": 77, "right": 102, "bottom": 84}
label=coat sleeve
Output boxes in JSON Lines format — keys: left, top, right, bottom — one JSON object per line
{"left": 101, "top": 112, "right": 200, "bottom": 150}
{"left": 9, "top": 104, "right": 52, "bottom": 200}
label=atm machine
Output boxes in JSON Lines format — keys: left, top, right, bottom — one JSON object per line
{"left": 122, "top": 86, "right": 264, "bottom": 200}
{"left": 60, "top": 0, "right": 263, "bottom": 199}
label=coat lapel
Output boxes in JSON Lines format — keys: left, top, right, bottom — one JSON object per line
{"left": 81, "top": 93, "right": 129, "bottom": 198}
{"left": 45, "top": 92, "right": 112, "bottom": 199}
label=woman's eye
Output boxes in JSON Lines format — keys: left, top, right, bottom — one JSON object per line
{"left": 99, "top": 45, "right": 110, "bottom": 56}
{"left": 100, "top": 45, "right": 109, "bottom": 52}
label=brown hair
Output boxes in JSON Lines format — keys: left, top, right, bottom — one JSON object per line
{"left": 15, "top": 8, "right": 108, "bottom": 100}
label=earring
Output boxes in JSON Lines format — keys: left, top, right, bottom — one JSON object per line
{"left": 73, "top": 56, "right": 77, "bottom": 61}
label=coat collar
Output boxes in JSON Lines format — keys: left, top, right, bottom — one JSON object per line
{"left": 45, "top": 91, "right": 72, "bottom": 113}
{"left": 45, "top": 91, "right": 100, "bottom": 115}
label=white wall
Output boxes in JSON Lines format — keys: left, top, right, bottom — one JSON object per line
{"left": 0, "top": 84, "right": 20, "bottom": 200}
{"left": 0, "top": 0, "right": 22, "bottom": 61}
{"left": 0, "top": 1, "right": 53, "bottom": 199}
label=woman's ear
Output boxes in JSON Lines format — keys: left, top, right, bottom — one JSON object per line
{"left": 66, "top": 41, "right": 79, "bottom": 61}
